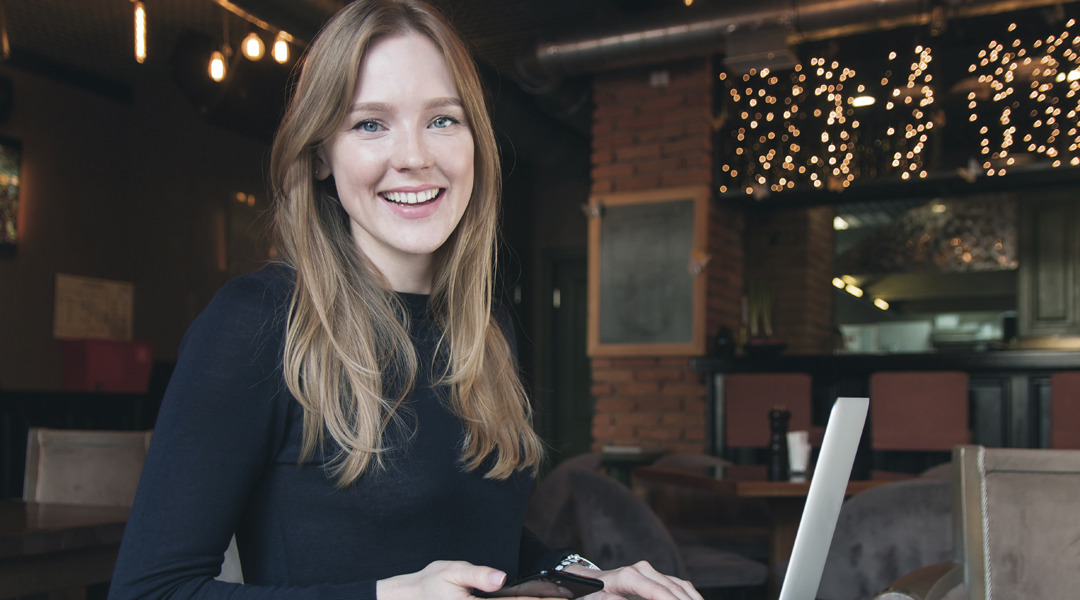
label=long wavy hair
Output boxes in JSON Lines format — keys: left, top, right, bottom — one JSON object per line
{"left": 269, "top": 0, "right": 543, "bottom": 485}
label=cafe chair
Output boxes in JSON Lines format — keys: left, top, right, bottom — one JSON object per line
{"left": 868, "top": 371, "right": 970, "bottom": 453}
{"left": 569, "top": 469, "right": 768, "bottom": 593}
{"left": 23, "top": 427, "right": 245, "bottom": 585}
{"left": 874, "top": 445, "right": 1080, "bottom": 600}
{"left": 640, "top": 452, "right": 769, "bottom": 559}
{"left": 523, "top": 452, "right": 603, "bottom": 549}
{"left": 21, "top": 428, "right": 154, "bottom": 599}
{"left": 723, "top": 373, "right": 814, "bottom": 458}
{"left": 23, "top": 427, "right": 153, "bottom": 507}
{"left": 1049, "top": 371, "right": 1080, "bottom": 448}
{"left": 817, "top": 478, "right": 952, "bottom": 600}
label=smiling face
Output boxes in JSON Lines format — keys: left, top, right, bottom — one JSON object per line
{"left": 317, "top": 31, "right": 474, "bottom": 293}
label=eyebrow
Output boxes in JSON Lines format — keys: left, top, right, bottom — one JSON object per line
{"left": 348, "top": 97, "right": 464, "bottom": 114}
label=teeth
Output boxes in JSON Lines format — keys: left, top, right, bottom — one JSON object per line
{"left": 382, "top": 189, "right": 440, "bottom": 205}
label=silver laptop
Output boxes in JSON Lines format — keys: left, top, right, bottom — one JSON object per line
{"left": 778, "top": 396, "right": 869, "bottom": 600}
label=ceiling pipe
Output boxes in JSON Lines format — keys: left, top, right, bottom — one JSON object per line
{"left": 523, "top": 0, "right": 1080, "bottom": 79}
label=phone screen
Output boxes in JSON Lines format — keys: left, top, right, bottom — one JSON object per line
{"left": 474, "top": 569, "right": 604, "bottom": 598}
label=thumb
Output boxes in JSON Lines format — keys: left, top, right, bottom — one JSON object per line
{"left": 460, "top": 565, "right": 507, "bottom": 594}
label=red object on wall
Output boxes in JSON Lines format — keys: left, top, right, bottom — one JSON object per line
{"left": 61, "top": 339, "right": 154, "bottom": 393}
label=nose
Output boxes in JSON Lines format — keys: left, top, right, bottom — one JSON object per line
{"left": 391, "top": 127, "right": 434, "bottom": 171}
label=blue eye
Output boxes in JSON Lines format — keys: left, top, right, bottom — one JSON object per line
{"left": 431, "top": 116, "right": 459, "bottom": 129}
{"left": 353, "top": 120, "right": 381, "bottom": 133}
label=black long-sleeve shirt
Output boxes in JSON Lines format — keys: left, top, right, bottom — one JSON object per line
{"left": 109, "top": 263, "right": 556, "bottom": 599}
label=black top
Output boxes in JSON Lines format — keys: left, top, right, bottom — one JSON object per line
{"left": 109, "top": 263, "right": 557, "bottom": 600}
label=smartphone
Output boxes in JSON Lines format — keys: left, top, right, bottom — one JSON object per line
{"left": 474, "top": 569, "right": 604, "bottom": 598}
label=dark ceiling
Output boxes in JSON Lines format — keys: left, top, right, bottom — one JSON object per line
{"left": 5, "top": 0, "right": 1080, "bottom": 217}
{"left": 6, "top": 1, "right": 1080, "bottom": 135}
{"left": 0, "top": 0, "right": 686, "bottom": 140}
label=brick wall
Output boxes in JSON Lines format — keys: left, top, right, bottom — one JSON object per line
{"left": 589, "top": 58, "right": 743, "bottom": 451}
{"left": 744, "top": 206, "right": 835, "bottom": 354}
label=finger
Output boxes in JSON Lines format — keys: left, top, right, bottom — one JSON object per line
{"left": 667, "top": 576, "right": 703, "bottom": 600}
{"left": 632, "top": 564, "right": 700, "bottom": 600}
{"left": 614, "top": 562, "right": 698, "bottom": 600}
{"left": 442, "top": 561, "right": 507, "bottom": 594}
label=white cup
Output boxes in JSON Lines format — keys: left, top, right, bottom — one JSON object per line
{"left": 787, "top": 430, "right": 811, "bottom": 474}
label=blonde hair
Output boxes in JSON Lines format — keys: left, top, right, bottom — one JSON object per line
{"left": 269, "top": 0, "right": 543, "bottom": 485}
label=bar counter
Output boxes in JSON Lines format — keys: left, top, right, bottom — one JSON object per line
{"left": 692, "top": 349, "right": 1080, "bottom": 457}
{"left": 692, "top": 348, "right": 1080, "bottom": 376}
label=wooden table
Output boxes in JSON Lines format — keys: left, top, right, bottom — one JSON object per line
{"left": 0, "top": 499, "right": 129, "bottom": 599}
{"left": 632, "top": 464, "right": 909, "bottom": 599}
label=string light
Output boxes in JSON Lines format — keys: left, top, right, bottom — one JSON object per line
{"left": 717, "top": 60, "right": 860, "bottom": 195}
{"left": 205, "top": 1, "right": 300, "bottom": 82}
{"left": 272, "top": 32, "right": 290, "bottom": 63}
{"left": 717, "top": 42, "right": 934, "bottom": 195}
{"left": 970, "top": 18, "right": 1080, "bottom": 176}
{"left": 876, "top": 44, "right": 936, "bottom": 181}
{"left": 241, "top": 32, "right": 264, "bottom": 60}
{"left": 133, "top": 1, "right": 146, "bottom": 64}
{"left": 209, "top": 49, "right": 227, "bottom": 82}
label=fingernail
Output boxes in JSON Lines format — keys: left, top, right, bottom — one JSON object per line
{"left": 490, "top": 572, "right": 507, "bottom": 586}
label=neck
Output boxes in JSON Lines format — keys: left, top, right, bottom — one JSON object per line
{"left": 378, "top": 257, "right": 434, "bottom": 294}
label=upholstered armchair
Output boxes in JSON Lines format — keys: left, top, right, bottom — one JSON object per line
{"left": 875, "top": 445, "right": 1080, "bottom": 600}
{"left": 569, "top": 469, "right": 768, "bottom": 591}
{"left": 817, "top": 477, "right": 952, "bottom": 600}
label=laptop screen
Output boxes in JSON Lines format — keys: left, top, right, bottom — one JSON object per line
{"left": 778, "top": 397, "right": 869, "bottom": 600}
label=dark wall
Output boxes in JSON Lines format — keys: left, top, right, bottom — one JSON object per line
{"left": 0, "top": 66, "right": 272, "bottom": 389}
{"left": 0, "top": 60, "right": 592, "bottom": 393}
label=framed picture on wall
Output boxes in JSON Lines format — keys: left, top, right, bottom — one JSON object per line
{"left": 587, "top": 185, "right": 709, "bottom": 356}
{"left": 0, "top": 135, "right": 23, "bottom": 258}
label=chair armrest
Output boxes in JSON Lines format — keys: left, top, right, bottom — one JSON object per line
{"left": 874, "top": 562, "right": 963, "bottom": 600}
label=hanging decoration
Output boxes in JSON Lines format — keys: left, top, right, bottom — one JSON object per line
{"left": 871, "top": 45, "right": 937, "bottom": 181}
{"left": 716, "top": 40, "right": 938, "bottom": 196}
{"left": 717, "top": 60, "right": 862, "bottom": 196}
{"left": 967, "top": 18, "right": 1080, "bottom": 176}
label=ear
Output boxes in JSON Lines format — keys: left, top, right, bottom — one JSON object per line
{"left": 313, "top": 148, "right": 332, "bottom": 181}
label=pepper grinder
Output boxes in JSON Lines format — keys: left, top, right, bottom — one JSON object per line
{"left": 767, "top": 406, "right": 791, "bottom": 481}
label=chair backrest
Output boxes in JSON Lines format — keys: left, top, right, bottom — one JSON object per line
{"left": 23, "top": 427, "right": 152, "bottom": 507}
{"left": 1049, "top": 371, "right": 1080, "bottom": 449}
{"left": 569, "top": 469, "right": 688, "bottom": 578}
{"left": 953, "top": 444, "right": 1080, "bottom": 599}
{"left": 724, "top": 373, "right": 813, "bottom": 448}
{"left": 523, "top": 452, "right": 602, "bottom": 548}
{"left": 869, "top": 371, "right": 970, "bottom": 451}
{"left": 818, "top": 478, "right": 952, "bottom": 600}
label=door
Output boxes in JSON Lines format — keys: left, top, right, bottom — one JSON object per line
{"left": 537, "top": 249, "right": 593, "bottom": 467}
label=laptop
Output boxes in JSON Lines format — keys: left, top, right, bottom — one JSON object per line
{"left": 778, "top": 396, "right": 869, "bottom": 600}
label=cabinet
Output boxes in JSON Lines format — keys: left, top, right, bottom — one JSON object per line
{"left": 1019, "top": 192, "right": 1080, "bottom": 337}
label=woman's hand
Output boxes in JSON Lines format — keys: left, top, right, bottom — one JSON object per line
{"left": 376, "top": 560, "right": 508, "bottom": 599}
{"left": 568, "top": 561, "right": 704, "bottom": 600}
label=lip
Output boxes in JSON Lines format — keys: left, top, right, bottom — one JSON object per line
{"left": 380, "top": 186, "right": 446, "bottom": 219}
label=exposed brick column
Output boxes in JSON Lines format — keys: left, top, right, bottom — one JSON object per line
{"left": 743, "top": 205, "right": 835, "bottom": 355}
{"left": 589, "top": 58, "right": 743, "bottom": 452}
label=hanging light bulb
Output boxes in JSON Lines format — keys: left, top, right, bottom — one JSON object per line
{"left": 209, "top": 49, "right": 227, "bottom": 82}
{"left": 241, "top": 31, "right": 264, "bottom": 60}
{"left": 133, "top": 1, "right": 147, "bottom": 64}
{"left": 272, "top": 32, "right": 289, "bottom": 64}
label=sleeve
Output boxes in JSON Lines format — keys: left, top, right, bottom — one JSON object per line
{"left": 494, "top": 304, "right": 572, "bottom": 575}
{"left": 107, "top": 273, "right": 373, "bottom": 600}
{"left": 517, "top": 528, "right": 568, "bottom": 575}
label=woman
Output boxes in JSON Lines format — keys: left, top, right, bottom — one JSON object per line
{"left": 109, "top": 1, "right": 701, "bottom": 599}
